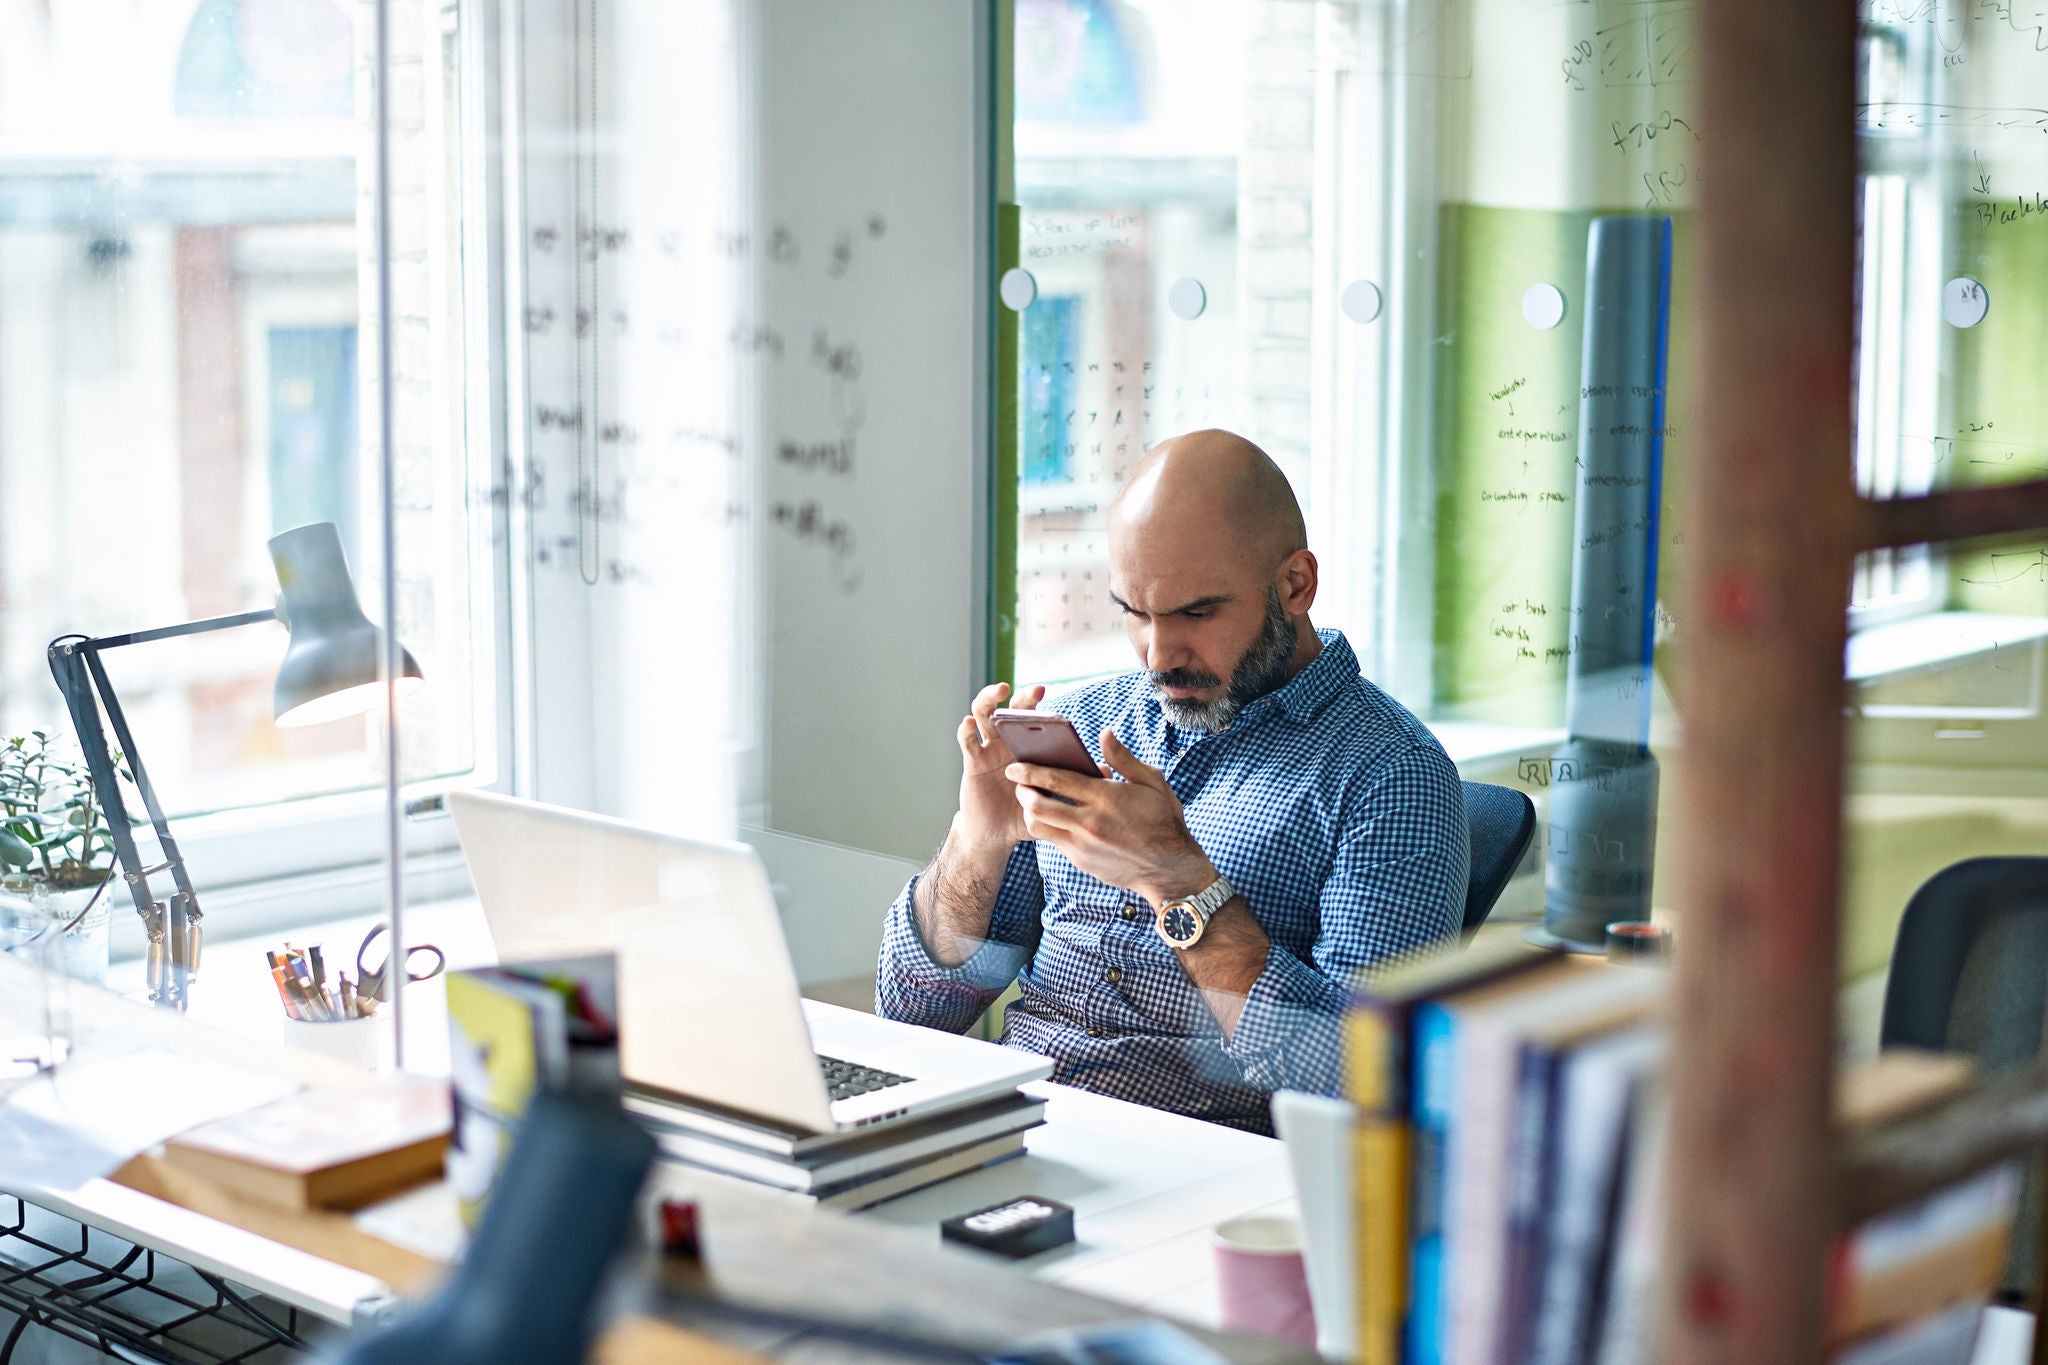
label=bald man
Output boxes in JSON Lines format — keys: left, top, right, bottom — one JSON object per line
{"left": 876, "top": 430, "right": 1468, "bottom": 1130}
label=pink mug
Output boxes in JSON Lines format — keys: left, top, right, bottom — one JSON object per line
{"left": 1212, "top": 1214, "right": 1317, "bottom": 1346}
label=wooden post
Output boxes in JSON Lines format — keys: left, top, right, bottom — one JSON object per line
{"left": 1661, "top": 0, "right": 1858, "bottom": 1360}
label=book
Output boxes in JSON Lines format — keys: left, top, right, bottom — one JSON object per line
{"left": 642, "top": 1093, "right": 1046, "bottom": 1191}
{"left": 161, "top": 1076, "right": 451, "bottom": 1213}
{"left": 624, "top": 1083, "right": 980, "bottom": 1158}
{"left": 1590, "top": 1066, "right": 1670, "bottom": 1365}
{"left": 1831, "top": 1298, "right": 1986, "bottom": 1365}
{"left": 1835, "top": 1049, "right": 1975, "bottom": 1136}
{"left": 1495, "top": 991, "right": 1664, "bottom": 1365}
{"left": 1832, "top": 1159, "right": 2020, "bottom": 1343}
{"left": 1526, "top": 1027, "right": 1665, "bottom": 1365}
{"left": 810, "top": 1132, "right": 1027, "bottom": 1211}
{"left": 1407, "top": 959, "right": 1588, "bottom": 1365}
{"left": 1445, "top": 964, "right": 1663, "bottom": 1365}
{"left": 445, "top": 955, "right": 621, "bottom": 1227}
{"left": 1344, "top": 931, "right": 1561, "bottom": 1365}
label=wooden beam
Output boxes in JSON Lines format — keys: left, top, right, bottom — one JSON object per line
{"left": 1662, "top": 0, "right": 1858, "bottom": 1359}
{"left": 1860, "top": 479, "right": 2048, "bottom": 552}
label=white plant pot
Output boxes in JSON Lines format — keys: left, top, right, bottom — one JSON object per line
{"left": 40, "top": 879, "right": 112, "bottom": 987}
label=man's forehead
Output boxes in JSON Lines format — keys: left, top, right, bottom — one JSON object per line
{"left": 1107, "top": 567, "right": 1241, "bottom": 613}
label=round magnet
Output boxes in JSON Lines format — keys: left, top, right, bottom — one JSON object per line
{"left": 1340, "top": 279, "right": 1383, "bottom": 324}
{"left": 999, "top": 268, "right": 1038, "bottom": 312}
{"left": 1942, "top": 276, "right": 1989, "bottom": 328}
{"left": 1523, "top": 283, "right": 1567, "bottom": 331}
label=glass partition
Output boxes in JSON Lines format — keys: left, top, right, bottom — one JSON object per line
{"left": 0, "top": 3, "right": 484, "bottom": 815}
{"left": 1004, "top": 0, "right": 2048, "bottom": 976}
{"left": 1007, "top": 0, "right": 1697, "bottom": 942}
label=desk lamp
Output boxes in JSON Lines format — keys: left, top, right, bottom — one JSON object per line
{"left": 45, "top": 522, "right": 422, "bottom": 1009}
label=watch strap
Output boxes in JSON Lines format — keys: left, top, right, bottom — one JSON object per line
{"left": 1183, "top": 874, "right": 1235, "bottom": 924}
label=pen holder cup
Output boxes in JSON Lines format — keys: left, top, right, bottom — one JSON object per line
{"left": 282, "top": 1013, "right": 392, "bottom": 1073}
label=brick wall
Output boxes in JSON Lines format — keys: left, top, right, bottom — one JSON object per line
{"left": 1239, "top": 0, "right": 1320, "bottom": 491}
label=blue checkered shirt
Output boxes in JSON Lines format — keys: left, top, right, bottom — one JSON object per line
{"left": 876, "top": 629, "right": 1468, "bottom": 1131}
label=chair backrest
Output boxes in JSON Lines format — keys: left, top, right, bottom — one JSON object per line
{"left": 1880, "top": 857, "right": 2048, "bottom": 1061}
{"left": 1462, "top": 781, "right": 1537, "bottom": 934}
{"left": 1879, "top": 855, "right": 2048, "bottom": 1303}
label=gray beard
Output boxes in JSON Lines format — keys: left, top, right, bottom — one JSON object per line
{"left": 1150, "top": 588, "right": 1301, "bottom": 734}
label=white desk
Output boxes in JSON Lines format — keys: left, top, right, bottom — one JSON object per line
{"left": 24, "top": 909, "right": 2046, "bottom": 1363}
{"left": 65, "top": 901, "right": 1295, "bottom": 1338}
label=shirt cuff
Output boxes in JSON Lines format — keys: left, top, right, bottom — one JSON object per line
{"left": 1221, "top": 943, "right": 1345, "bottom": 1096}
{"left": 874, "top": 873, "right": 1029, "bottom": 1033}
{"left": 891, "top": 873, "right": 1031, "bottom": 989}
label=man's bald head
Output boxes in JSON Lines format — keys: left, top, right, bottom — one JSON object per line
{"left": 1102, "top": 429, "right": 1321, "bottom": 732}
{"left": 1109, "top": 429, "right": 1307, "bottom": 573}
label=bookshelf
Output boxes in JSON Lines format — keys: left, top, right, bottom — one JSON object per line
{"left": 1663, "top": 4, "right": 2048, "bottom": 1363}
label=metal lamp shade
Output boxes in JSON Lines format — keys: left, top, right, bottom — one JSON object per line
{"left": 268, "top": 522, "right": 423, "bottom": 728}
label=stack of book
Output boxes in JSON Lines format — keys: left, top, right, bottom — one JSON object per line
{"left": 623, "top": 1089, "right": 1046, "bottom": 1211}
{"left": 159, "top": 1075, "right": 451, "bottom": 1213}
{"left": 1345, "top": 936, "right": 2021, "bottom": 1365}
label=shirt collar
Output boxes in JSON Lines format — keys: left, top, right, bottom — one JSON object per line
{"left": 1238, "top": 627, "right": 1356, "bottom": 727}
{"left": 1139, "top": 627, "right": 1357, "bottom": 747}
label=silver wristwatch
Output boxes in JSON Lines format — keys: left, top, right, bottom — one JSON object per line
{"left": 1153, "top": 875, "right": 1235, "bottom": 949}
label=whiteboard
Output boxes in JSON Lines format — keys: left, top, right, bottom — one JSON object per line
{"left": 508, "top": 0, "right": 993, "bottom": 875}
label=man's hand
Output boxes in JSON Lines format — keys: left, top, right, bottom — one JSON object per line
{"left": 913, "top": 681, "right": 1047, "bottom": 968}
{"left": 1008, "top": 729, "right": 1217, "bottom": 904}
{"left": 954, "top": 681, "right": 1046, "bottom": 852}
{"left": 1010, "top": 728, "right": 1270, "bottom": 1041}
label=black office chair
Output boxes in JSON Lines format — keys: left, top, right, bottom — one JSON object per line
{"left": 1461, "top": 781, "right": 1538, "bottom": 934}
{"left": 1879, "top": 856, "right": 2048, "bottom": 1301}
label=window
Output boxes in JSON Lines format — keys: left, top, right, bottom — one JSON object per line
{"left": 1010, "top": 0, "right": 1262, "bottom": 686}
{"left": 1852, "top": 18, "right": 1940, "bottom": 620}
{"left": 0, "top": 0, "right": 494, "bottom": 908}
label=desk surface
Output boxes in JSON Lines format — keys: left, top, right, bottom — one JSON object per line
{"left": 34, "top": 904, "right": 2048, "bottom": 1365}
{"left": 81, "top": 900, "right": 1295, "bottom": 1339}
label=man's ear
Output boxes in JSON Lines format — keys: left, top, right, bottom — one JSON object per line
{"left": 1276, "top": 548, "right": 1318, "bottom": 615}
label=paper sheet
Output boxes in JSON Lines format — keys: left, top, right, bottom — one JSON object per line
{"left": 0, "top": 1047, "right": 300, "bottom": 1191}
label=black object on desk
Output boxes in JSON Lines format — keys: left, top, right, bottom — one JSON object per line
{"left": 941, "top": 1196, "right": 1075, "bottom": 1259}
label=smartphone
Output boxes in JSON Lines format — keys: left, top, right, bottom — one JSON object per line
{"left": 991, "top": 708, "right": 1101, "bottom": 777}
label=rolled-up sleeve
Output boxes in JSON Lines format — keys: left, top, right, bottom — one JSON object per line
{"left": 1222, "top": 742, "right": 1468, "bottom": 1094}
{"left": 876, "top": 842, "right": 1046, "bottom": 1034}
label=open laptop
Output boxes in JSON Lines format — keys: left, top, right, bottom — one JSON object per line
{"left": 446, "top": 790, "right": 1051, "bottom": 1135}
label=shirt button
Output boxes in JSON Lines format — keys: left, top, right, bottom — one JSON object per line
{"left": 1086, "top": 1027, "right": 1104, "bottom": 1038}
{"left": 1120, "top": 904, "right": 1140, "bottom": 921}
{"left": 1105, "top": 967, "right": 1123, "bottom": 984}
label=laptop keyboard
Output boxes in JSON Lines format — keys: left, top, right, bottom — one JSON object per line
{"left": 818, "top": 1054, "right": 916, "bottom": 1102}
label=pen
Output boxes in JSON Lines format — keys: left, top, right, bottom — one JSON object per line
{"left": 309, "top": 945, "right": 327, "bottom": 992}
{"left": 282, "top": 973, "right": 318, "bottom": 1021}
{"left": 267, "top": 953, "right": 303, "bottom": 1021}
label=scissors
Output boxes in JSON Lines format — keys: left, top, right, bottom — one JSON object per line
{"left": 355, "top": 922, "right": 447, "bottom": 1004}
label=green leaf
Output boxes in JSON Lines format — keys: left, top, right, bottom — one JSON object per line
{"left": 0, "top": 827, "right": 32, "bottom": 867}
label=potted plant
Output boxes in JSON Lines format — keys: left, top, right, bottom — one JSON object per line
{"left": 0, "top": 729, "right": 119, "bottom": 984}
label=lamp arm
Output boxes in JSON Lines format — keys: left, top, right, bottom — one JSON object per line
{"left": 57, "top": 607, "right": 277, "bottom": 914}
{"left": 84, "top": 608, "right": 277, "bottom": 653}
{"left": 47, "top": 643, "right": 173, "bottom": 999}
{"left": 80, "top": 649, "right": 199, "bottom": 907}
{"left": 46, "top": 613, "right": 273, "bottom": 1009}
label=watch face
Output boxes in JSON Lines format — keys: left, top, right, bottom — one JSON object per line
{"left": 1158, "top": 903, "right": 1202, "bottom": 947}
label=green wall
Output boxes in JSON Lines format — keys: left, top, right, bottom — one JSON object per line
{"left": 1948, "top": 195, "right": 2048, "bottom": 616}
{"left": 1430, "top": 204, "right": 1694, "bottom": 723}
